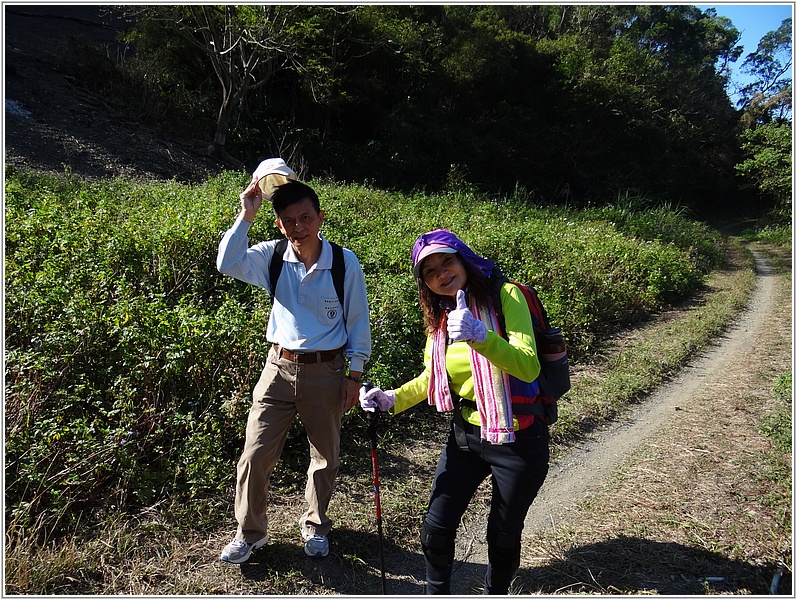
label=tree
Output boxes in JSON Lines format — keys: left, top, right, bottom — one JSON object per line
{"left": 113, "top": 5, "right": 754, "bottom": 217}
{"left": 737, "top": 18, "right": 793, "bottom": 125}
{"left": 122, "top": 5, "right": 335, "bottom": 167}
{"left": 734, "top": 19, "right": 792, "bottom": 225}
{"left": 735, "top": 122, "right": 792, "bottom": 223}
{"left": 503, "top": 5, "right": 742, "bottom": 208}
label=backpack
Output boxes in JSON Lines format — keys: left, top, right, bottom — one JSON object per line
{"left": 491, "top": 272, "right": 570, "bottom": 425}
{"left": 269, "top": 238, "right": 346, "bottom": 308}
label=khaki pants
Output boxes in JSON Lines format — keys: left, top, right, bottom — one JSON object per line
{"left": 234, "top": 346, "right": 345, "bottom": 544}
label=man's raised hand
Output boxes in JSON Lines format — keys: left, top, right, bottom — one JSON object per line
{"left": 239, "top": 175, "right": 263, "bottom": 221}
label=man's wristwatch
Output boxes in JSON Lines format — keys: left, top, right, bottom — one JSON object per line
{"left": 345, "top": 374, "right": 363, "bottom": 383}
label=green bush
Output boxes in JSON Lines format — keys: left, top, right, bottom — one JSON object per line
{"left": 756, "top": 224, "right": 792, "bottom": 246}
{"left": 4, "top": 167, "right": 725, "bottom": 534}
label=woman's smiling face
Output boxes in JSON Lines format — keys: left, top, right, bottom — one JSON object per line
{"left": 420, "top": 251, "right": 467, "bottom": 298}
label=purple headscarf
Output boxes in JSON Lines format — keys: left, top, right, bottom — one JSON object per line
{"left": 412, "top": 229, "right": 494, "bottom": 280}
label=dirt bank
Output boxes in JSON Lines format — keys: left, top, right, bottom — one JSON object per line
{"left": 4, "top": 5, "right": 225, "bottom": 183}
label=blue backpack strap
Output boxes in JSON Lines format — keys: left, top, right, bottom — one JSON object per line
{"left": 268, "top": 238, "right": 346, "bottom": 307}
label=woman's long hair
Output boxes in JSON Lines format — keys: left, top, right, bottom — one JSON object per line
{"left": 417, "top": 253, "right": 495, "bottom": 335}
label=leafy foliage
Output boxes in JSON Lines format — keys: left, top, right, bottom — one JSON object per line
{"left": 4, "top": 168, "right": 725, "bottom": 537}
{"left": 760, "top": 372, "right": 793, "bottom": 454}
{"left": 738, "top": 18, "right": 792, "bottom": 120}
{"left": 732, "top": 18, "right": 792, "bottom": 226}
{"left": 112, "top": 5, "right": 753, "bottom": 218}
{"left": 736, "top": 121, "right": 792, "bottom": 226}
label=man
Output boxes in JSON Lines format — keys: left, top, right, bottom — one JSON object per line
{"left": 217, "top": 158, "right": 371, "bottom": 562}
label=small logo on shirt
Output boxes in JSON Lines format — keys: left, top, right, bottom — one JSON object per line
{"left": 322, "top": 297, "right": 340, "bottom": 321}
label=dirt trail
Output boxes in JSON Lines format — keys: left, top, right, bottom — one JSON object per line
{"left": 413, "top": 250, "right": 778, "bottom": 595}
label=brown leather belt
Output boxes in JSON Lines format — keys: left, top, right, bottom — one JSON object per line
{"left": 273, "top": 344, "right": 344, "bottom": 364}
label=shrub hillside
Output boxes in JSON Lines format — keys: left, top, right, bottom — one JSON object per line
{"left": 4, "top": 167, "right": 724, "bottom": 538}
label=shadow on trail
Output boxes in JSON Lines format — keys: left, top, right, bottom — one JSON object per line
{"left": 510, "top": 536, "right": 791, "bottom": 596}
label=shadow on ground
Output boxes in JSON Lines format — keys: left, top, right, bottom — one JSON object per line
{"left": 235, "top": 526, "right": 425, "bottom": 595}
{"left": 512, "top": 536, "right": 791, "bottom": 596}
{"left": 229, "top": 533, "right": 791, "bottom": 595}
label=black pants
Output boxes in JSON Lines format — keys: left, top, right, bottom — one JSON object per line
{"left": 421, "top": 417, "right": 549, "bottom": 595}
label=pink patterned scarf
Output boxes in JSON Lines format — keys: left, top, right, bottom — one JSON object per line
{"left": 428, "top": 296, "right": 515, "bottom": 444}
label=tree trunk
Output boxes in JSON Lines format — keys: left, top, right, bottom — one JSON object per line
{"left": 207, "top": 90, "right": 244, "bottom": 169}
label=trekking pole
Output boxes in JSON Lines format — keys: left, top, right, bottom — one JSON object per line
{"left": 363, "top": 383, "right": 387, "bottom": 594}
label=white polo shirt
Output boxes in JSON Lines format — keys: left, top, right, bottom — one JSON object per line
{"left": 217, "top": 217, "right": 371, "bottom": 372}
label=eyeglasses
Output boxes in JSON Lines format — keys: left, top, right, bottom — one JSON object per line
{"left": 279, "top": 214, "right": 318, "bottom": 229}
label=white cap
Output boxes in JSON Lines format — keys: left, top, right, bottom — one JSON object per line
{"left": 253, "top": 158, "right": 297, "bottom": 200}
{"left": 252, "top": 157, "right": 296, "bottom": 181}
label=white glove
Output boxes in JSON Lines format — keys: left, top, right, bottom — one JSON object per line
{"left": 359, "top": 387, "right": 396, "bottom": 412}
{"left": 447, "top": 289, "right": 487, "bottom": 343}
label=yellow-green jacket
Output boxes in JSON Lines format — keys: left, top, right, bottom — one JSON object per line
{"left": 393, "top": 282, "right": 541, "bottom": 428}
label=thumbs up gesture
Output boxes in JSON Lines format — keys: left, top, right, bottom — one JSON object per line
{"left": 447, "top": 289, "right": 488, "bottom": 343}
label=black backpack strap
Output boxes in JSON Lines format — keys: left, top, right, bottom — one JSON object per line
{"left": 268, "top": 238, "right": 346, "bottom": 307}
{"left": 459, "top": 397, "right": 545, "bottom": 417}
{"left": 450, "top": 389, "right": 470, "bottom": 451}
{"left": 329, "top": 241, "right": 346, "bottom": 307}
{"left": 269, "top": 238, "right": 289, "bottom": 298}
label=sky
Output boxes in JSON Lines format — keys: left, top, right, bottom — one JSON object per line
{"left": 697, "top": 3, "right": 793, "bottom": 103}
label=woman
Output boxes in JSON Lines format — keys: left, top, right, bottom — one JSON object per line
{"left": 360, "top": 229, "right": 550, "bottom": 595}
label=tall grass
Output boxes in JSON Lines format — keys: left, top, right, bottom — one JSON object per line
{"left": 4, "top": 166, "right": 724, "bottom": 547}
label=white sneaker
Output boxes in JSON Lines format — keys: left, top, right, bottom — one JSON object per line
{"left": 220, "top": 535, "right": 269, "bottom": 564}
{"left": 302, "top": 532, "right": 329, "bottom": 557}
